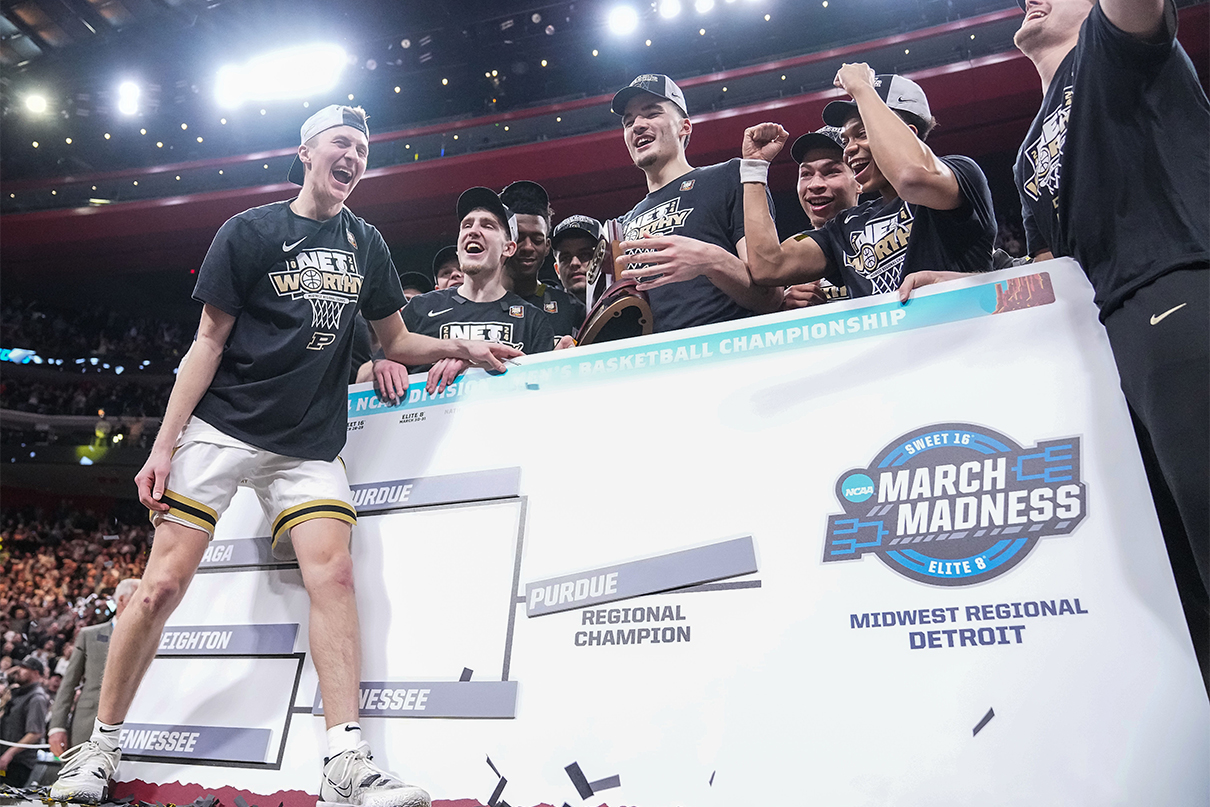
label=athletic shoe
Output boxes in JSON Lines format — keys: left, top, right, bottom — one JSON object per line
{"left": 48, "top": 740, "right": 119, "bottom": 802}
{"left": 320, "top": 742, "right": 431, "bottom": 807}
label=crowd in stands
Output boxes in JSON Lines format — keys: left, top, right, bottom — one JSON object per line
{"left": 1, "top": 299, "right": 190, "bottom": 366}
{"left": 0, "top": 379, "right": 172, "bottom": 421}
{"left": 0, "top": 505, "right": 150, "bottom": 679}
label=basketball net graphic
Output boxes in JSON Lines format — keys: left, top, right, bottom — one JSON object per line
{"left": 297, "top": 266, "right": 347, "bottom": 330}
{"left": 309, "top": 296, "right": 345, "bottom": 330}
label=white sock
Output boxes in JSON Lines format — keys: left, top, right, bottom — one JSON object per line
{"left": 327, "top": 722, "right": 362, "bottom": 757}
{"left": 91, "top": 718, "right": 123, "bottom": 753}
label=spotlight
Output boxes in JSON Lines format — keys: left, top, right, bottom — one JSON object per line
{"left": 25, "top": 95, "right": 48, "bottom": 114}
{"left": 117, "top": 81, "right": 140, "bottom": 116}
{"left": 659, "top": 0, "right": 682, "bottom": 18}
{"left": 695, "top": 0, "right": 715, "bottom": 11}
{"left": 607, "top": 5, "right": 639, "bottom": 35}
{"left": 401, "top": 38, "right": 411, "bottom": 48}
{"left": 215, "top": 43, "right": 347, "bottom": 108}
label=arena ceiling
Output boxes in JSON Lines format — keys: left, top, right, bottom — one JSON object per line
{"left": 1, "top": 0, "right": 1207, "bottom": 280}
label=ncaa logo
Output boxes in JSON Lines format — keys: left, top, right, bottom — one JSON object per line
{"left": 823, "top": 423, "right": 1087, "bottom": 587}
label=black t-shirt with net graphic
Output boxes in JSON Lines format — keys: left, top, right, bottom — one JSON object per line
{"left": 402, "top": 286, "right": 554, "bottom": 371}
{"left": 1015, "top": 0, "right": 1209, "bottom": 319}
{"left": 806, "top": 155, "right": 995, "bottom": 297}
{"left": 192, "top": 201, "right": 406, "bottom": 461}
{"left": 619, "top": 158, "right": 774, "bottom": 333}
{"left": 519, "top": 283, "right": 586, "bottom": 345}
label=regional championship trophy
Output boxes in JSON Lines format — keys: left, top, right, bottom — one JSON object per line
{"left": 575, "top": 218, "right": 655, "bottom": 346}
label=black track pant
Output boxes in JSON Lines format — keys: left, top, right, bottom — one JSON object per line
{"left": 1103, "top": 264, "right": 1209, "bottom": 691}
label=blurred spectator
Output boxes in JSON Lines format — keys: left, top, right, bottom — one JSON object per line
{"left": 48, "top": 577, "right": 139, "bottom": 754}
{"left": 0, "top": 656, "right": 49, "bottom": 785}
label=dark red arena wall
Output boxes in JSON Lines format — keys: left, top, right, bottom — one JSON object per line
{"left": 2, "top": 4, "right": 1206, "bottom": 280}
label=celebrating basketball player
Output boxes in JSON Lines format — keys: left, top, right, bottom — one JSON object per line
{"left": 50, "top": 104, "right": 520, "bottom": 805}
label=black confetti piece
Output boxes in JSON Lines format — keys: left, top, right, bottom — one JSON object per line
{"left": 973, "top": 707, "right": 995, "bottom": 736}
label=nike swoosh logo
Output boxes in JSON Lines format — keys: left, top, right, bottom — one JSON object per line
{"left": 427, "top": 308, "right": 453, "bottom": 317}
{"left": 282, "top": 237, "right": 307, "bottom": 252}
{"left": 1150, "top": 303, "right": 1187, "bottom": 326}
{"left": 326, "top": 777, "right": 353, "bottom": 798}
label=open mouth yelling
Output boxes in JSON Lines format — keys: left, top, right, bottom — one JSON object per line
{"left": 849, "top": 158, "right": 873, "bottom": 186}
{"left": 805, "top": 195, "right": 835, "bottom": 215}
{"left": 331, "top": 167, "right": 354, "bottom": 187}
{"left": 463, "top": 241, "right": 486, "bottom": 256}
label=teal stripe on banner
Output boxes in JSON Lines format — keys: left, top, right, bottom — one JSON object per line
{"left": 348, "top": 279, "right": 1011, "bottom": 418}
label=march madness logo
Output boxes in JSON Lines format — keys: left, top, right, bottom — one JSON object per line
{"left": 823, "top": 424, "right": 1086, "bottom": 586}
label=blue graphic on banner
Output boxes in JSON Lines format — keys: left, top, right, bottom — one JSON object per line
{"left": 822, "top": 423, "right": 1087, "bottom": 586}
{"left": 348, "top": 275, "right": 1049, "bottom": 418}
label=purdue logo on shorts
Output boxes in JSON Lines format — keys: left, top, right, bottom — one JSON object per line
{"left": 823, "top": 424, "right": 1087, "bottom": 587}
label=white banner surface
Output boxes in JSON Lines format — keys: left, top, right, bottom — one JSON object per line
{"left": 115, "top": 260, "right": 1208, "bottom": 805}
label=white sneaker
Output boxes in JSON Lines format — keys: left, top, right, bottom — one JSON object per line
{"left": 48, "top": 740, "right": 120, "bottom": 803}
{"left": 320, "top": 743, "right": 430, "bottom": 807}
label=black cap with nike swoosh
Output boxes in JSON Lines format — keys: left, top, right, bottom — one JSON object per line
{"left": 823, "top": 74, "right": 932, "bottom": 127}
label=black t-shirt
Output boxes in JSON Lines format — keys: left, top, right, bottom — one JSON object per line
{"left": 0, "top": 682, "right": 48, "bottom": 769}
{"left": 519, "top": 283, "right": 587, "bottom": 345}
{"left": 1015, "top": 0, "right": 1209, "bottom": 318}
{"left": 402, "top": 286, "right": 554, "bottom": 371}
{"left": 193, "top": 201, "right": 406, "bottom": 461}
{"left": 349, "top": 314, "right": 373, "bottom": 384}
{"left": 807, "top": 155, "right": 995, "bottom": 296}
{"left": 619, "top": 158, "right": 774, "bottom": 332}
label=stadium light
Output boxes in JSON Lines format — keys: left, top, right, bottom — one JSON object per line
{"left": 608, "top": 5, "right": 639, "bottom": 34}
{"left": 695, "top": 0, "right": 715, "bottom": 12}
{"left": 25, "top": 95, "right": 48, "bottom": 114}
{"left": 215, "top": 43, "right": 347, "bottom": 109}
{"left": 658, "top": 0, "right": 682, "bottom": 19}
{"left": 117, "top": 81, "right": 140, "bottom": 116}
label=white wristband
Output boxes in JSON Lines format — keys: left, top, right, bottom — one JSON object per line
{"left": 739, "top": 159, "right": 770, "bottom": 185}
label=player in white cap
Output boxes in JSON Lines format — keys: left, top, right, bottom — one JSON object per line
{"left": 50, "top": 104, "right": 519, "bottom": 805}
{"left": 739, "top": 68, "right": 995, "bottom": 298}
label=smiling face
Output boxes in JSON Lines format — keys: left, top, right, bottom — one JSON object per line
{"left": 841, "top": 115, "right": 894, "bottom": 199}
{"left": 299, "top": 124, "right": 368, "bottom": 208}
{"left": 506, "top": 213, "right": 550, "bottom": 284}
{"left": 622, "top": 97, "right": 691, "bottom": 170}
{"left": 797, "top": 148, "right": 860, "bottom": 228}
{"left": 458, "top": 208, "right": 516, "bottom": 278}
{"left": 554, "top": 234, "right": 598, "bottom": 297}
{"left": 1015, "top": 0, "right": 1094, "bottom": 54}
{"left": 435, "top": 259, "right": 463, "bottom": 290}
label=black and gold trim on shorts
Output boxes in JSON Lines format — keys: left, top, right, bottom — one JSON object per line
{"left": 271, "top": 499, "right": 358, "bottom": 546}
{"left": 153, "top": 490, "right": 219, "bottom": 535}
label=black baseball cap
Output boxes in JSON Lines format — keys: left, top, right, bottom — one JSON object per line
{"left": 398, "top": 271, "right": 434, "bottom": 294}
{"left": 18, "top": 655, "right": 45, "bottom": 676}
{"left": 500, "top": 180, "right": 550, "bottom": 214}
{"left": 551, "top": 215, "right": 604, "bottom": 249}
{"left": 287, "top": 105, "right": 370, "bottom": 186}
{"left": 790, "top": 126, "right": 846, "bottom": 163}
{"left": 822, "top": 74, "right": 932, "bottom": 128}
{"left": 457, "top": 187, "right": 518, "bottom": 241}
{"left": 431, "top": 245, "right": 459, "bottom": 275}
{"left": 611, "top": 73, "right": 688, "bottom": 117}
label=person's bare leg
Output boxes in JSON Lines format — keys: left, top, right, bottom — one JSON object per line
{"left": 291, "top": 517, "right": 360, "bottom": 729}
{"left": 98, "top": 521, "right": 210, "bottom": 723}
